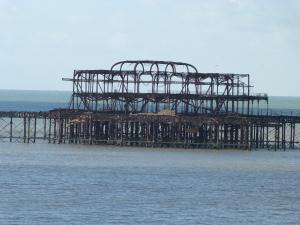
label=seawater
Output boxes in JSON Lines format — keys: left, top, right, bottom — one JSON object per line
{"left": 0, "top": 143, "right": 299, "bottom": 224}
{"left": 0, "top": 90, "right": 299, "bottom": 224}
{"left": 0, "top": 90, "right": 70, "bottom": 111}
{"left": 0, "top": 89, "right": 300, "bottom": 114}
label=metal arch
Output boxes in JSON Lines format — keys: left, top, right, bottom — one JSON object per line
{"left": 164, "top": 62, "right": 176, "bottom": 74}
{"left": 65, "top": 59, "right": 267, "bottom": 115}
{"left": 133, "top": 62, "right": 145, "bottom": 75}
{"left": 110, "top": 60, "right": 198, "bottom": 73}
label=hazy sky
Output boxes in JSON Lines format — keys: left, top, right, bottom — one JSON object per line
{"left": 0, "top": 0, "right": 299, "bottom": 95}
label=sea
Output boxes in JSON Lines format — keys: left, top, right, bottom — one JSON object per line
{"left": 0, "top": 89, "right": 299, "bottom": 225}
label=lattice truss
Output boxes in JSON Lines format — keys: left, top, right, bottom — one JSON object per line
{"left": 294, "top": 123, "right": 300, "bottom": 146}
{"left": 63, "top": 60, "right": 268, "bottom": 114}
{"left": 0, "top": 117, "right": 49, "bottom": 142}
{"left": 0, "top": 117, "right": 12, "bottom": 141}
{"left": 264, "top": 123, "right": 300, "bottom": 148}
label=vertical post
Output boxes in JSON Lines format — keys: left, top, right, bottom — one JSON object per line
{"left": 249, "top": 124, "right": 253, "bottom": 150}
{"left": 89, "top": 115, "right": 93, "bottom": 145}
{"left": 292, "top": 123, "right": 295, "bottom": 149}
{"left": 58, "top": 118, "right": 63, "bottom": 144}
{"left": 247, "top": 74, "right": 250, "bottom": 115}
{"left": 289, "top": 123, "right": 292, "bottom": 149}
{"left": 152, "top": 120, "right": 155, "bottom": 147}
{"left": 48, "top": 118, "right": 52, "bottom": 143}
{"left": 256, "top": 124, "right": 259, "bottom": 149}
{"left": 282, "top": 122, "right": 286, "bottom": 151}
{"left": 121, "top": 119, "right": 124, "bottom": 146}
{"left": 23, "top": 116, "right": 26, "bottom": 143}
{"left": 224, "top": 124, "right": 228, "bottom": 147}
{"left": 10, "top": 116, "right": 13, "bottom": 142}
{"left": 266, "top": 124, "right": 269, "bottom": 149}
{"left": 27, "top": 117, "right": 31, "bottom": 143}
{"left": 43, "top": 116, "right": 47, "bottom": 139}
{"left": 184, "top": 121, "right": 187, "bottom": 148}
{"left": 215, "top": 123, "right": 219, "bottom": 149}
{"left": 274, "top": 126, "right": 278, "bottom": 151}
{"left": 96, "top": 74, "right": 99, "bottom": 111}
{"left": 237, "top": 76, "right": 239, "bottom": 113}
{"left": 63, "top": 118, "right": 69, "bottom": 143}
{"left": 33, "top": 116, "right": 37, "bottom": 143}
{"left": 211, "top": 77, "right": 214, "bottom": 112}
{"left": 53, "top": 118, "right": 57, "bottom": 143}
{"left": 72, "top": 70, "right": 75, "bottom": 110}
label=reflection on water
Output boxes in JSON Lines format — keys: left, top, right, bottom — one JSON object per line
{"left": 0, "top": 143, "right": 299, "bottom": 224}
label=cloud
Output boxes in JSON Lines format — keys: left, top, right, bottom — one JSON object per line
{"left": 0, "top": 0, "right": 299, "bottom": 95}
{"left": 228, "top": 0, "right": 242, "bottom": 5}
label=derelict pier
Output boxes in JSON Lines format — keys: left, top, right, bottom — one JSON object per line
{"left": 0, "top": 60, "right": 299, "bottom": 150}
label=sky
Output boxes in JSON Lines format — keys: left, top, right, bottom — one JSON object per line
{"left": 0, "top": 0, "right": 299, "bottom": 96}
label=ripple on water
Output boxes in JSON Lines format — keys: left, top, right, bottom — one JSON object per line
{"left": 0, "top": 143, "right": 299, "bottom": 224}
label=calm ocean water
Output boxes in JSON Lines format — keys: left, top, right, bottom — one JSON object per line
{"left": 0, "top": 89, "right": 300, "bottom": 114}
{"left": 0, "top": 90, "right": 299, "bottom": 224}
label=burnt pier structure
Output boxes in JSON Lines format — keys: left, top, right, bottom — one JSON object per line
{"left": 0, "top": 60, "right": 299, "bottom": 150}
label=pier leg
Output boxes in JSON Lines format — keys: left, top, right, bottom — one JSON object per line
{"left": 33, "top": 116, "right": 37, "bottom": 143}
{"left": 9, "top": 116, "right": 12, "bottom": 142}
{"left": 23, "top": 116, "right": 26, "bottom": 143}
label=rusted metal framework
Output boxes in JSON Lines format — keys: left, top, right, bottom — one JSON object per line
{"left": 64, "top": 60, "right": 268, "bottom": 115}
{"left": 0, "top": 60, "right": 299, "bottom": 150}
